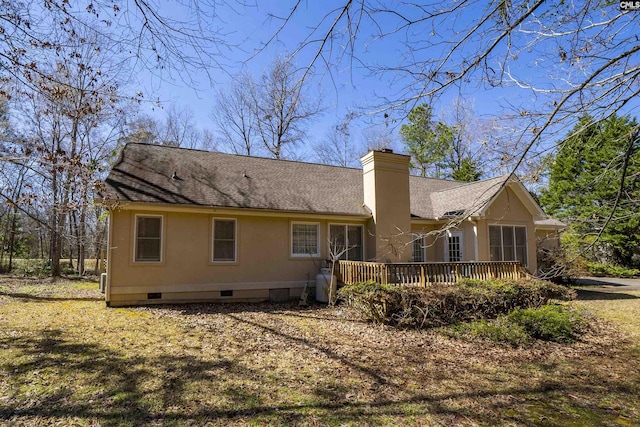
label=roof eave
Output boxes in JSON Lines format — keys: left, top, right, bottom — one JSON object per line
{"left": 109, "top": 200, "right": 373, "bottom": 220}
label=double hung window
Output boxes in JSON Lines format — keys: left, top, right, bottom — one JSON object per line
{"left": 135, "top": 215, "right": 162, "bottom": 262}
{"left": 213, "top": 219, "right": 236, "bottom": 262}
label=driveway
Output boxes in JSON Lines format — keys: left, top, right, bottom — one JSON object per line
{"left": 574, "top": 276, "right": 640, "bottom": 300}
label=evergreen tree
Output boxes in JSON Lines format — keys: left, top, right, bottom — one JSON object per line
{"left": 400, "top": 103, "right": 483, "bottom": 181}
{"left": 540, "top": 115, "right": 640, "bottom": 267}
{"left": 400, "top": 104, "right": 453, "bottom": 178}
{"left": 451, "top": 157, "right": 482, "bottom": 182}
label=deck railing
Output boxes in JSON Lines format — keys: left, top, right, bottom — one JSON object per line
{"left": 337, "top": 260, "right": 523, "bottom": 286}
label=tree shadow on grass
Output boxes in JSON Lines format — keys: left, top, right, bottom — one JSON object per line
{"left": 0, "top": 290, "right": 102, "bottom": 302}
{"left": 0, "top": 329, "right": 256, "bottom": 426}
{"left": 575, "top": 289, "right": 639, "bottom": 301}
{"left": 1, "top": 316, "right": 638, "bottom": 425}
{"left": 144, "top": 300, "right": 353, "bottom": 321}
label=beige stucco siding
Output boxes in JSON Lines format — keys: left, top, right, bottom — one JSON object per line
{"left": 483, "top": 187, "right": 537, "bottom": 272}
{"left": 410, "top": 187, "right": 539, "bottom": 270}
{"left": 108, "top": 208, "right": 366, "bottom": 305}
{"left": 362, "top": 151, "right": 412, "bottom": 262}
{"left": 460, "top": 222, "right": 477, "bottom": 261}
{"left": 411, "top": 221, "right": 478, "bottom": 262}
{"left": 410, "top": 224, "right": 438, "bottom": 261}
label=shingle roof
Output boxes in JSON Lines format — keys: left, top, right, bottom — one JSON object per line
{"left": 428, "top": 175, "right": 509, "bottom": 218}
{"left": 103, "top": 143, "right": 368, "bottom": 216}
{"left": 534, "top": 218, "right": 567, "bottom": 228}
{"left": 101, "top": 143, "right": 516, "bottom": 220}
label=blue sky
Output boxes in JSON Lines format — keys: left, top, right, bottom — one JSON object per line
{"left": 139, "top": 1, "right": 406, "bottom": 156}
{"left": 133, "top": 1, "right": 640, "bottom": 167}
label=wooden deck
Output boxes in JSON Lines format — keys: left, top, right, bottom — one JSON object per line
{"left": 337, "top": 260, "right": 523, "bottom": 286}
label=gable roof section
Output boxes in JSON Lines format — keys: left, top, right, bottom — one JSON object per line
{"left": 413, "top": 175, "right": 510, "bottom": 219}
{"left": 103, "top": 144, "right": 550, "bottom": 222}
{"left": 103, "top": 143, "right": 368, "bottom": 216}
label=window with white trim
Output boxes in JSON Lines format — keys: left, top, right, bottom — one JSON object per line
{"left": 445, "top": 231, "right": 463, "bottom": 262}
{"left": 412, "top": 235, "right": 425, "bottom": 262}
{"left": 135, "top": 215, "right": 162, "bottom": 262}
{"left": 329, "top": 224, "right": 363, "bottom": 261}
{"left": 291, "top": 222, "right": 320, "bottom": 257}
{"left": 212, "top": 219, "right": 236, "bottom": 262}
{"left": 489, "top": 225, "right": 528, "bottom": 266}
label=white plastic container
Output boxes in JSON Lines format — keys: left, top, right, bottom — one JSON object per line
{"left": 315, "top": 268, "right": 337, "bottom": 303}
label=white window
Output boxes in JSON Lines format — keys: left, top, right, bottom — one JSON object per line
{"left": 412, "top": 234, "right": 425, "bottom": 262}
{"left": 329, "top": 224, "right": 364, "bottom": 261}
{"left": 445, "top": 231, "right": 463, "bottom": 262}
{"left": 291, "top": 222, "right": 320, "bottom": 257}
{"left": 134, "top": 215, "right": 162, "bottom": 262}
{"left": 489, "top": 225, "right": 528, "bottom": 267}
{"left": 212, "top": 219, "right": 236, "bottom": 262}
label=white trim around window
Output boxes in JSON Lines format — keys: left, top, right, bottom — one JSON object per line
{"left": 212, "top": 218, "right": 237, "bottom": 263}
{"left": 291, "top": 221, "right": 321, "bottom": 258}
{"left": 133, "top": 214, "right": 163, "bottom": 263}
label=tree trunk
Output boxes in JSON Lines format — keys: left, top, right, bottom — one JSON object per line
{"left": 92, "top": 217, "right": 106, "bottom": 275}
{"left": 0, "top": 211, "right": 9, "bottom": 272}
{"left": 39, "top": 227, "right": 45, "bottom": 259}
{"left": 8, "top": 210, "right": 18, "bottom": 272}
{"left": 68, "top": 215, "right": 75, "bottom": 273}
{"left": 50, "top": 164, "right": 62, "bottom": 277}
{"left": 77, "top": 186, "right": 88, "bottom": 277}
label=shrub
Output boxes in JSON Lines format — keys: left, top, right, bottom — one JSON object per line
{"left": 451, "top": 305, "right": 589, "bottom": 345}
{"left": 455, "top": 278, "right": 576, "bottom": 311}
{"left": 507, "top": 304, "right": 589, "bottom": 343}
{"left": 14, "top": 259, "right": 51, "bottom": 277}
{"left": 586, "top": 263, "right": 640, "bottom": 278}
{"left": 451, "top": 317, "right": 531, "bottom": 346}
{"left": 337, "top": 281, "right": 403, "bottom": 324}
{"left": 337, "top": 278, "right": 575, "bottom": 328}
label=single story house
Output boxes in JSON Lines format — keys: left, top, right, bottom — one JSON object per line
{"left": 100, "top": 143, "right": 564, "bottom": 306}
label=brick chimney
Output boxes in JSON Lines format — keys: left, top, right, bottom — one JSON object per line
{"left": 361, "top": 149, "right": 412, "bottom": 262}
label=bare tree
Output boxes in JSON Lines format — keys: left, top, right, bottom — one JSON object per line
{"left": 1, "top": 0, "right": 235, "bottom": 100}
{"left": 122, "top": 107, "right": 210, "bottom": 150}
{"left": 361, "top": 126, "right": 396, "bottom": 152}
{"left": 257, "top": 1, "right": 640, "bottom": 256}
{"left": 161, "top": 105, "right": 204, "bottom": 149}
{"left": 261, "top": 2, "right": 639, "bottom": 171}
{"left": 314, "top": 114, "right": 361, "bottom": 167}
{"left": 200, "top": 129, "right": 218, "bottom": 152}
{"left": 121, "top": 116, "right": 162, "bottom": 145}
{"left": 213, "top": 57, "right": 324, "bottom": 159}
{"left": 6, "top": 27, "right": 129, "bottom": 276}
{"left": 253, "top": 56, "right": 324, "bottom": 159}
{"left": 213, "top": 73, "right": 258, "bottom": 155}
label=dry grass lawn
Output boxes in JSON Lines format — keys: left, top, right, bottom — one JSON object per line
{"left": 0, "top": 277, "right": 638, "bottom": 426}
